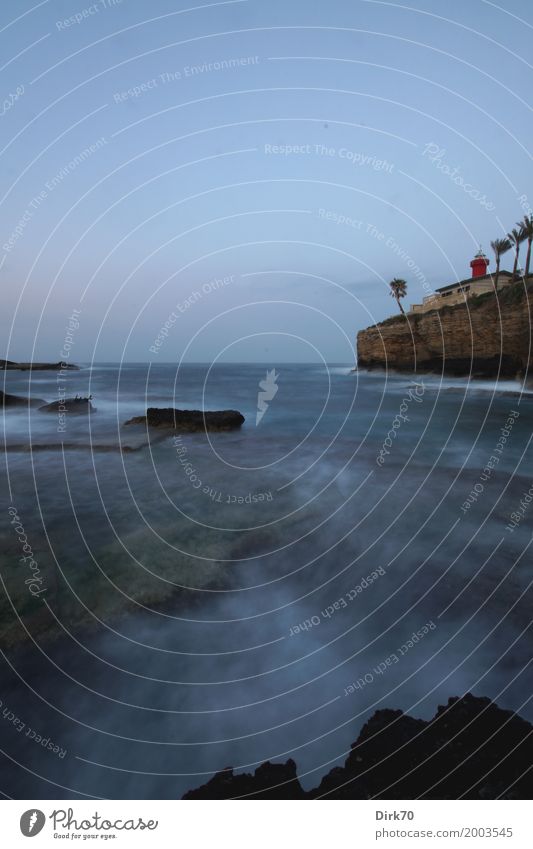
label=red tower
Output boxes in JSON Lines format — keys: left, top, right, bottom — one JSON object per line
{"left": 470, "top": 247, "right": 489, "bottom": 278}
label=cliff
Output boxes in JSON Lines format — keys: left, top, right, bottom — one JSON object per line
{"left": 183, "top": 694, "right": 533, "bottom": 799}
{"left": 357, "top": 281, "right": 533, "bottom": 376}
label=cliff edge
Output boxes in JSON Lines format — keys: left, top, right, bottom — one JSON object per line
{"left": 357, "top": 281, "right": 533, "bottom": 377}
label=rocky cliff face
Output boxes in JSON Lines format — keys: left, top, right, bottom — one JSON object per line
{"left": 183, "top": 694, "right": 533, "bottom": 799}
{"left": 357, "top": 282, "right": 533, "bottom": 377}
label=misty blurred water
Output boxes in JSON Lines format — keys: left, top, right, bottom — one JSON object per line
{"left": 1, "top": 363, "right": 532, "bottom": 798}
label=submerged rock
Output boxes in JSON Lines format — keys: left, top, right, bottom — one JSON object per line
{"left": 124, "top": 408, "right": 245, "bottom": 431}
{"left": 4, "top": 443, "right": 144, "bottom": 453}
{"left": 1, "top": 390, "right": 46, "bottom": 408}
{"left": 39, "top": 397, "right": 96, "bottom": 414}
{"left": 183, "top": 694, "right": 533, "bottom": 799}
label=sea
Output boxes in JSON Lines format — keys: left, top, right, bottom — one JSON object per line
{"left": 1, "top": 363, "right": 532, "bottom": 798}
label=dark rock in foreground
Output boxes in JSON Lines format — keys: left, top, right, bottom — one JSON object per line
{"left": 184, "top": 759, "right": 305, "bottom": 800}
{"left": 183, "top": 694, "right": 533, "bottom": 799}
{"left": 0, "top": 359, "right": 79, "bottom": 371}
{"left": 39, "top": 397, "right": 96, "bottom": 414}
{"left": 124, "top": 408, "right": 245, "bottom": 431}
{"left": 1, "top": 390, "right": 46, "bottom": 408}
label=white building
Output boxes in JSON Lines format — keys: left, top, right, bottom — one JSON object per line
{"left": 409, "top": 250, "right": 515, "bottom": 314}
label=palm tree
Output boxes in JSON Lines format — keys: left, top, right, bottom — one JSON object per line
{"left": 389, "top": 278, "right": 407, "bottom": 314}
{"left": 490, "top": 237, "right": 512, "bottom": 289}
{"left": 518, "top": 215, "right": 533, "bottom": 278}
{"left": 508, "top": 226, "right": 524, "bottom": 279}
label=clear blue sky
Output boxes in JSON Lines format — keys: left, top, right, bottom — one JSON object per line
{"left": 1, "top": 0, "right": 531, "bottom": 362}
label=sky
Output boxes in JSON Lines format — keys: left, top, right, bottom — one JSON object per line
{"left": 1, "top": 0, "right": 532, "bottom": 363}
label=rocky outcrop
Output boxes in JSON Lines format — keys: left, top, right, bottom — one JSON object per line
{"left": 183, "top": 759, "right": 305, "bottom": 800}
{"left": 183, "top": 694, "right": 533, "bottom": 799}
{"left": 39, "top": 397, "right": 95, "bottom": 414}
{"left": 124, "top": 408, "right": 245, "bottom": 431}
{"left": 1, "top": 390, "right": 46, "bottom": 408}
{"left": 357, "top": 282, "right": 533, "bottom": 376}
{"left": 0, "top": 359, "right": 79, "bottom": 370}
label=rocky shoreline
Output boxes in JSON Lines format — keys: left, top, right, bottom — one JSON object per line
{"left": 1, "top": 390, "right": 46, "bottom": 408}
{"left": 183, "top": 694, "right": 533, "bottom": 799}
{"left": 0, "top": 359, "right": 79, "bottom": 371}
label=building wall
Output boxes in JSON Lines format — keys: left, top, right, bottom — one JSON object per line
{"left": 409, "top": 275, "right": 514, "bottom": 314}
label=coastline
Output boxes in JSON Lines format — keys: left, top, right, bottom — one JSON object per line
{"left": 0, "top": 359, "right": 79, "bottom": 371}
{"left": 356, "top": 280, "right": 533, "bottom": 378}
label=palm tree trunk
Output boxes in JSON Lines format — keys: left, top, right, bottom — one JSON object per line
{"left": 396, "top": 296, "right": 405, "bottom": 315}
{"left": 494, "top": 257, "right": 500, "bottom": 289}
{"left": 526, "top": 238, "right": 532, "bottom": 278}
{"left": 513, "top": 247, "right": 519, "bottom": 279}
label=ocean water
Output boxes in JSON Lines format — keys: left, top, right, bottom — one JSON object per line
{"left": 1, "top": 363, "right": 532, "bottom": 799}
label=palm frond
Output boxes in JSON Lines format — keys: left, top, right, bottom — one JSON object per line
{"left": 490, "top": 238, "right": 512, "bottom": 257}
